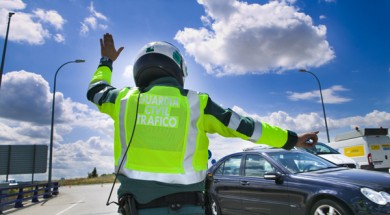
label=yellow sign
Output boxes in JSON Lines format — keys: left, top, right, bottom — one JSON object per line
{"left": 370, "top": 145, "right": 380, "bottom": 150}
{"left": 344, "top": 145, "right": 365, "bottom": 157}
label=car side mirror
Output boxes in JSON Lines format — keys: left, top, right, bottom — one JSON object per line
{"left": 206, "top": 172, "right": 213, "bottom": 180}
{"left": 264, "top": 172, "right": 279, "bottom": 180}
{"left": 264, "top": 172, "right": 283, "bottom": 184}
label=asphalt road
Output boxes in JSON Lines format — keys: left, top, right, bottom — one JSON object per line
{"left": 3, "top": 183, "right": 120, "bottom": 215}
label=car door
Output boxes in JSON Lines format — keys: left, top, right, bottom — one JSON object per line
{"left": 240, "top": 154, "right": 291, "bottom": 215}
{"left": 210, "top": 155, "right": 243, "bottom": 213}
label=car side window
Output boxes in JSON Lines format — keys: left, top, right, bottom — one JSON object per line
{"left": 314, "top": 143, "right": 339, "bottom": 154}
{"left": 316, "top": 144, "right": 328, "bottom": 153}
{"left": 244, "top": 154, "right": 275, "bottom": 177}
{"left": 215, "top": 155, "right": 242, "bottom": 176}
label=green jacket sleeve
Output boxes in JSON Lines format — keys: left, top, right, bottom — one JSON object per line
{"left": 203, "top": 96, "right": 297, "bottom": 150}
{"left": 86, "top": 58, "right": 120, "bottom": 119}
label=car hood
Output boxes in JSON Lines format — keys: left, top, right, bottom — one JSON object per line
{"left": 319, "top": 154, "right": 356, "bottom": 165}
{"left": 300, "top": 168, "right": 390, "bottom": 189}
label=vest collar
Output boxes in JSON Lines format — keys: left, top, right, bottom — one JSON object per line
{"left": 144, "top": 77, "right": 182, "bottom": 90}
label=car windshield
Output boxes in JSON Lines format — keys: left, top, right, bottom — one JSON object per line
{"left": 300, "top": 143, "right": 340, "bottom": 155}
{"left": 267, "top": 150, "right": 338, "bottom": 173}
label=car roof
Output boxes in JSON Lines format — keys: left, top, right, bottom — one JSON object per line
{"left": 209, "top": 147, "right": 308, "bottom": 171}
{"left": 243, "top": 146, "right": 296, "bottom": 153}
{"left": 246, "top": 148, "right": 286, "bottom": 153}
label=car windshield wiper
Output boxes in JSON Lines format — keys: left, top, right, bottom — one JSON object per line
{"left": 299, "top": 166, "right": 340, "bottom": 173}
{"left": 316, "top": 152, "right": 334, "bottom": 155}
{"left": 317, "top": 166, "right": 344, "bottom": 171}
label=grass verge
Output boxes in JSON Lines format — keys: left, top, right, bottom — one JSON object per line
{"left": 59, "top": 174, "right": 118, "bottom": 186}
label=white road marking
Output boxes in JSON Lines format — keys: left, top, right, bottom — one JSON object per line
{"left": 56, "top": 198, "right": 85, "bottom": 215}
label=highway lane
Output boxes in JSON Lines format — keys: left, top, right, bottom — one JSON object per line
{"left": 3, "top": 183, "right": 120, "bottom": 215}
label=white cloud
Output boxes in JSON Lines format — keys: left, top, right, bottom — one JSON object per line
{"left": 208, "top": 133, "right": 254, "bottom": 162}
{"left": 0, "top": 10, "right": 49, "bottom": 45}
{"left": 0, "top": 1, "right": 66, "bottom": 44}
{"left": 175, "top": 0, "right": 335, "bottom": 76}
{"left": 234, "top": 106, "right": 390, "bottom": 136}
{"left": 88, "top": 1, "right": 107, "bottom": 21}
{"left": 80, "top": 2, "right": 108, "bottom": 36}
{"left": 99, "top": 23, "right": 108, "bottom": 30}
{"left": 33, "top": 9, "right": 66, "bottom": 30}
{"left": 321, "top": 86, "right": 352, "bottom": 104}
{"left": 287, "top": 85, "right": 351, "bottom": 104}
{"left": 123, "top": 64, "right": 133, "bottom": 78}
{"left": 319, "top": 15, "right": 326, "bottom": 20}
{"left": 0, "top": 120, "right": 53, "bottom": 145}
{"left": 0, "top": 0, "right": 26, "bottom": 10}
{"left": 80, "top": 22, "right": 89, "bottom": 35}
{"left": 53, "top": 137, "right": 114, "bottom": 178}
{"left": 0, "top": 71, "right": 53, "bottom": 122}
{"left": 54, "top": 33, "right": 65, "bottom": 43}
{"left": 85, "top": 16, "right": 97, "bottom": 29}
{"left": 0, "top": 70, "right": 113, "bottom": 132}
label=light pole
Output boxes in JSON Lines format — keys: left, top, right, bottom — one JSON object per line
{"left": 299, "top": 69, "right": 330, "bottom": 142}
{"left": 48, "top": 60, "right": 85, "bottom": 187}
{"left": 0, "top": 12, "right": 15, "bottom": 88}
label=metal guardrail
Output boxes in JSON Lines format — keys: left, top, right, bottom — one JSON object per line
{"left": 0, "top": 182, "right": 59, "bottom": 214}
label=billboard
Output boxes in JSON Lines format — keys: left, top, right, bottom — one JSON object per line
{"left": 0, "top": 145, "right": 48, "bottom": 175}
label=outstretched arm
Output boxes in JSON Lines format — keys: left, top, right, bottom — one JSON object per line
{"left": 202, "top": 95, "right": 319, "bottom": 149}
{"left": 87, "top": 33, "right": 125, "bottom": 117}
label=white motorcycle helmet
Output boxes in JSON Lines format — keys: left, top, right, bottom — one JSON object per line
{"left": 133, "top": 41, "right": 188, "bottom": 88}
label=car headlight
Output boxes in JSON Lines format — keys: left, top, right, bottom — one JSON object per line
{"left": 361, "top": 188, "right": 389, "bottom": 205}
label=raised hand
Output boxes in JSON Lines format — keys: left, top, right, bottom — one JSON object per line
{"left": 100, "top": 33, "right": 124, "bottom": 62}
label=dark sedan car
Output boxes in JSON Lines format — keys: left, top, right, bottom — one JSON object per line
{"left": 206, "top": 148, "right": 390, "bottom": 215}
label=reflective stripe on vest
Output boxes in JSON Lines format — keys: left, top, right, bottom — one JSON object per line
{"left": 249, "top": 120, "right": 262, "bottom": 142}
{"left": 228, "top": 111, "right": 241, "bottom": 131}
{"left": 228, "top": 110, "right": 263, "bottom": 143}
{"left": 115, "top": 89, "right": 206, "bottom": 185}
{"left": 88, "top": 80, "right": 111, "bottom": 104}
{"left": 118, "top": 88, "right": 137, "bottom": 170}
{"left": 183, "top": 91, "right": 199, "bottom": 173}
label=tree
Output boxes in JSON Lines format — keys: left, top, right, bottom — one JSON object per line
{"left": 88, "top": 167, "right": 98, "bottom": 178}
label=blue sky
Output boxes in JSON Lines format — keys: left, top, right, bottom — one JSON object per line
{"left": 0, "top": 0, "right": 389, "bottom": 181}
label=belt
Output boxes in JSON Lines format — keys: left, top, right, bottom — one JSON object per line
{"left": 137, "top": 191, "right": 205, "bottom": 210}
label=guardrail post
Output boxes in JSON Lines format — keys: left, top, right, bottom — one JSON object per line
{"left": 52, "top": 182, "right": 59, "bottom": 195}
{"left": 32, "top": 185, "right": 39, "bottom": 203}
{"left": 0, "top": 189, "right": 3, "bottom": 214}
{"left": 43, "top": 183, "right": 52, "bottom": 198}
{"left": 14, "top": 188, "right": 23, "bottom": 208}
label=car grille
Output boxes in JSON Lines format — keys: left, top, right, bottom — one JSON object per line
{"left": 337, "top": 163, "right": 356, "bottom": 168}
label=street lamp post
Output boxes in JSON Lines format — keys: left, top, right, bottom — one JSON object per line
{"left": 48, "top": 60, "right": 85, "bottom": 189}
{"left": 0, "top": 12, "right": 15, "bottom": 88}
{"left": 299, "top": 69, "right": 330, "bottom": 142}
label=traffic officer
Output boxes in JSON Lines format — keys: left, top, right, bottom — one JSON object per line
{"left": 87, "top": 33, "right": 319, "bottom": 215}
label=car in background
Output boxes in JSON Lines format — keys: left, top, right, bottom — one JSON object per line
{"left": 206, "top": 148, "right": 390, "bottom": 215}
{"left": 8, "top": 179, "right": 18, "bottom": 186}
{"left": 296, "top": 142, "right": 359, "bottom": 168}
{"left": 1, "top": 179, "right": 18, "bottom": 186}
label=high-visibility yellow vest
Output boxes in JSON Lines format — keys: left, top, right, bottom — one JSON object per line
{"left": 113, "top": 86, "right": 210, "bottom": 184}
